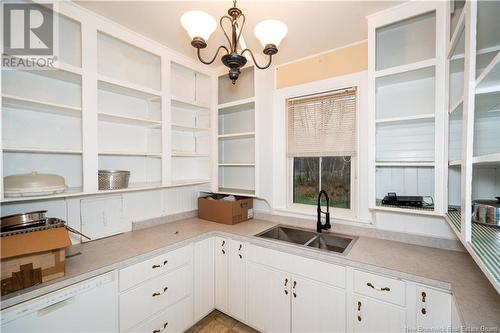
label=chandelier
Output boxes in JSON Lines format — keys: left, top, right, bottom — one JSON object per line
{"left": 181, "top": 0, "right": 288, "bottom": 84}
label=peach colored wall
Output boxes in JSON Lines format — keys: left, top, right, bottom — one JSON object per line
{"left": 276, "top": 42, "right": 368, "bottom": 89}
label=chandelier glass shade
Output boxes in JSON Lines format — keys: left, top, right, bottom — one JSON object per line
{"left": 181, "top": 0, "right": 287, "bottom": 83}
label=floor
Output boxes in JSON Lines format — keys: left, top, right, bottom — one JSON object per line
{"left": 186, "top": 310, "right": 260, "bottom": 333}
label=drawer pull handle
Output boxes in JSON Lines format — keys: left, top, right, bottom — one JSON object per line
{"left": 222, "top": 249, "right": 226, "bottom": 254}
{"left": 421, "top": 291, "right": 427, "bottom": 315}
{"left": 238, "top": 244, "right": 242, "bottom": 251}
{"left": 284, "top": 278, "right": 289, "bottom": 295}
{"left": 293, "top": 281, "right": 297, "bottom": 298}
{"left": 357, "top": 301, "right": 362, "bottom": 322}
{"left": 239, "top": 253, "right": 242, "bottom": 259}
{"left": 152, "top": 260, "right": 168, "bottom": 269}
{"left": 152, "top": 321, "right": 169, "bottom": 333}
{"left": 366, "top": 282, "right": 390, "bottom": 291}
{"left": 152, "top": 286, "right": 169, "bottom": 297}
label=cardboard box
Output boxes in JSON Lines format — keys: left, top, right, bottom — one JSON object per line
{"left": 198, "top": 194, "right": 254, "bottom": 225}
{"left": 1, "top": 227, "right": 71, "bottom": 295}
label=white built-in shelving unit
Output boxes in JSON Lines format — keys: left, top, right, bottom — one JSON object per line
{"left": 1, "top": 5, "right": 214, "bottom": 203}
{"left": 444, "top": 0, "right": 500, "bottom": 292}
{"left": 170, "top": 63, "right": 211, "bottom": 184}
{"left": 217, "top": 67, "right": 256, "bottom": 196}
{"left": 2, "top": 15, "right": 84, "bottom": 198}
{"left": 97, "top": 31, "right": 163, "bottom": 187}
{"left": 368, "top": 2, "right": 446, "bottom": 215}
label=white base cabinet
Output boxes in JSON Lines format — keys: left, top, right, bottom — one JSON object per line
{"left": 228, "top": 239, "right": 246, "bottom": 322}
{"left": 247, "top": 262, "right": 291, "bottom": 333}
{"left": 130, "top": 296, "right": 193, "bottom": 333}
{"left": 352, "top": 295, "right": 406, "bottom": 333}
{"left": 194, "top": 238, "right": 215, "bottom": 321}
{"left": 1, "top": 236, "right": 456, "bottom": 333}
{"left": 214, "top": 236, "right": 229, "bottom": 313}
{"left": 413, "top": 285, "right": 452, "bottom": 329}
{"left": 291, "top": 276, "right": 346, "bottom": 333}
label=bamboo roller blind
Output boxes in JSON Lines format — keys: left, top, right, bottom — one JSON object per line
{"left": 287, "top": 87, "right": 357, "bottom": 157}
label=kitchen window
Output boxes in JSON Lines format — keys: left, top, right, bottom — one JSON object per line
{"left": 287, "top": 87, "right": 357, "bottom": 210}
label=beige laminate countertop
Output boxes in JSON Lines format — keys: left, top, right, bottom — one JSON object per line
{"left": 1, "top": 218, "right": 499, "bottom": 328}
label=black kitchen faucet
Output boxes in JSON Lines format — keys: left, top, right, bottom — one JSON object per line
{"left": 317, "top": 190, "right": 332, "bottom": 233}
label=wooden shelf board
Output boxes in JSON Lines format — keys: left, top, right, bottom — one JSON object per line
{"left": 98, "top": 151, "right": 162, "bottom": 158}
{"left": 1, "top": 180, "right": 215, "bottom": 203}
{"left": 472, "top": 153, "right": 500, "bottom": 166}
{"left": 218, "top": 163, "right": 255, "bottom": 167}
{"left": 375, "top": 58, "right": 436, "bottom": 81}
{"left": 171, "top": 124, "right": 210, "bottom": 132}
{"left": 375, "top": 161, "right": 435, "bottom": 167}
{"left": 476, "top": 51, "right": 500, "bottom": 93}
{"left": 98, "top": 75, "right": 162, "bottom": 100}
{"left": 9, "top": 58, "right": 82, "bottom": 84}
{"left": 2, "top": 187, "right": 84, "bottom": 203}
{"left": 217, "top": 187, "right": 256, "bottom": 196}
{"left": 2, "top": 94, "right": 82, "bottom": 116}
{"left": 372, "top": 201, "right": 439, "bottom": 216}
{"left": 97, "top": 182, "right": 163, "bottom": 194}
{"left": 2, "top": 147, "right": 83, "bottom": 155}
{"left": 98, "top": 112, "right": 161, "bottom": 127}
{"left": 171, "top": 152, "right": 209, "bottom": 157}
{"left": 448, "top": 160, "right": 462, "bottom": 167}
{"left": 171, "top": 96, "right": 210, "bottom": 109}
{"left": 218, "top": 97, "right": 255, "bottom": 111}
{"left": 170, "top": 179, "right": 211, "bottom": 187}
{"left": 375, "top": 114, "right": 435, "bottom": 124}
{"left": 218, "top": 132, "right": 255, "bottom": 139}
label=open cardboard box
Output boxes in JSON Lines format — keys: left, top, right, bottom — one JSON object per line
{"left": 1, "top": 227, "right": 71, "bottom": 295}
{"left": 198, "top": 194, "right": 254, "bottom": 225}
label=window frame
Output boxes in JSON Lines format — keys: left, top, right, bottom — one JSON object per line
{"left": 285, "top": 86, "right": 360, "bottom": 221}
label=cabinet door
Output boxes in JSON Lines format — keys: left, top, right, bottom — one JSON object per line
{"left": 291, "top": 276, "right": 346, "bottom": 333}
{"left": 247, "top": 262, "right": 290, "bottom": 333}
{"left": 353, "top": 296, "right": 406, "bottom": 333}
{"left": 214, "top": 237, "right": 229, "bottom": 313}
{"left": 80, "top": 195, "right": 128, "bottom": 241}
{"left": 194, "top": 238, "right": 215, "bottom": 321}
{"left": 228, "top": 240, "right": 246, "bottom": 322}
{"left": 414, "top": 286, "right": 451, "bottom": 329}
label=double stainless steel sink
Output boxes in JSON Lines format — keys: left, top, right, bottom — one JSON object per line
{"left": 255, "top": 225, "right": 357, "bottom": 255}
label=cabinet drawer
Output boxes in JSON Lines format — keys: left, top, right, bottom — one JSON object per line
{"left": 120, "top": 245, "right": 192, "bottom": 291}
{"left": 129, "top": 296, "right": 193, "bottom": 333}
{"left": 353, "top": 270, "right": 405, "bottom": 306}
{"left": 120, "top": 264, "right": 192, "bottom": 332}
{"left": 248, "top": 245, "right": 345, "bottom": 288}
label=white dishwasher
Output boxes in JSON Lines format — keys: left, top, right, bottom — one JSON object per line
{"left": 1, "top": 271, "right": 118, "bottom": 333}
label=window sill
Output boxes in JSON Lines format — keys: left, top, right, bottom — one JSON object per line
{"left": 272, "top": 205, "right": 372, "bottom": 226}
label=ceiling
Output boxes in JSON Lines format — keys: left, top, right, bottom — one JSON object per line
{"left": 76, "top": 1, "right": 405, "bottom": 65}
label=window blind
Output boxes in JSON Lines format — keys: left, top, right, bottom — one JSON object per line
{"left": 287, "top": 87, "right": 357, "bottom": 157}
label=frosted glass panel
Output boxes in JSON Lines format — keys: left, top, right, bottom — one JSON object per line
{"left": 376, "top": 12, "right": 436, "bottom": 70}
{"left": 449, "top": 0, "right": 465, "bottom": 40}
{"left": 448, "top": 29, "right": 465, "bottom": 110}
{"left": 58, "top": 15, "right": 81, "bottom": 67}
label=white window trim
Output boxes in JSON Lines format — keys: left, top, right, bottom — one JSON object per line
{"left": 273, "top": 71, "right": 370, "bottom": 224}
